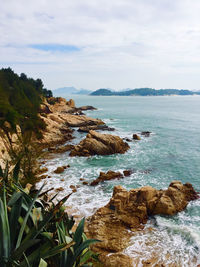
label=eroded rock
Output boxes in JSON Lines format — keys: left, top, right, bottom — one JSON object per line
{"left": 78, "top": 125, "right": 115, "bottom": 133}
{"left": 86, "top": 181, "right": 198, "bottom": 266}
{"left": 70, "top": 130, "right": 130, "bottom": 157}
{"left": 90, "top": 171, "right": 123, "bottom": 186}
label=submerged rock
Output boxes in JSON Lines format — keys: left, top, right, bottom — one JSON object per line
{"left": 54, "top": 166, "right": 65, "bottom": 174}
{"left": 133, "top": 133, "right": 141, "bottom": 140}
{"left": 141, "top": 131, "right": 152, "bottom": 137}
{"left": 69, "top": 130, "right": 130, "bottom": 157}
{"left": 86, "top": 181, "right": 198, "bottom": 266}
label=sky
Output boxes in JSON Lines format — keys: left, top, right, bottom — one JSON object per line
{"left": 1, "top": 0, "right": 200, "bottom": 91}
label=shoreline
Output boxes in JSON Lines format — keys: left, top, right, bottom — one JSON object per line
{"left": 35, "top": 97, "right": 200, "bottom": 266}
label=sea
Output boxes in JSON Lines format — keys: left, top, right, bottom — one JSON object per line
{"left": 38, "top": 95, "right": 200, "bottom": 266}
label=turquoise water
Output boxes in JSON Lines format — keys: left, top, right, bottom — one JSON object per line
{"left": 39, "top": 95, "right": 200, "bottom": 266}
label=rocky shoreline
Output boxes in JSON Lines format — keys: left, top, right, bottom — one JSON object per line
{"left": 8, "top": 97, "right": 199, "bottom": 267}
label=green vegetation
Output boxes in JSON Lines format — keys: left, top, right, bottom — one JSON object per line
{"left": 0, "top": 163, "right": 100, "bottom": 267}
{"left": 90, "top": 88, "right": 200, "bottom": 96}
{"left": 0, "top": 68, "right": 53, "bottom": 179}
{"left": 0, "top": 68, "right": 52, "bottom": 136}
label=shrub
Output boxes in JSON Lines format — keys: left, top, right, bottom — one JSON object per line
{"left": 0, "top": 164, "right": 99, "bottom": 267}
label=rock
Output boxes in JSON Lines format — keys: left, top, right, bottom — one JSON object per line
{"left": 48, "top": 145, "right": 74, "bottom": 153}
{"left": 78, "top": 125, "right": 115, "bottom": 133}
{"left": 37, "top": 167, "right": 48, "bottom": 174}
{"left": 141, "top": 131, "right": 151, "bottom": 137}
{"left": 70, "top": 130, "right": 130, "bottom": 157}
{"left": 78, "top": 105, "right": 97, "bottom": 111}
{"left": 86, "top": 181, "right": 198, "bottom": 264}
{"left": 82, "top": 181, "right": 89, "bottom": 185}
{"left": 90, "top": 171, "right": 123, "bottom": 186}
{"left": 55, "top": 187, "right": 64, "bottom": 192}
{"left": 99, "top": 252, "right": 133, "bottom": 267}
{"left": 133, "top": 133, "right": 141, "bottom": 140}
{"left": 54, "top": 166, "right": 65, "bottom": 174}
{"left": 39, "top": 97, "right": 103, "bottom": 148}
{"left": 65, "top": 116, "right": 104, "bottom": 128}
{"left": 123, "top": 170, "right": 134, "bottom": 176}
{"left": 63, "top": 165, "right": 70, "bottom": 169}
{"left": 39, "top": 103, "right": 52, "bottom": 114}
{"left": 66, "top": 99, "right": 75, "bottom": 108}
{"left": 69, "top": 185, "right": 77, "bottom": 193}
{"left": 70, "top": 185, "right": 76, "bottom": 190}
{"left": 38, "top": 174, "right": 48, "bottom": 180}
{"left": 80, "top": 178, "right": 85, "bottom": 181}
{"left": 124, "top": 138, "right": 132, "bottom": 142}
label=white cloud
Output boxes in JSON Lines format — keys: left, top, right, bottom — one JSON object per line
{"left": 1, "top": 0, "right": 200, "bottom": 90}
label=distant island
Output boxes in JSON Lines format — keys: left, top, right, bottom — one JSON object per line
{"left": 90, "top": 88, "right": 200, "bottom": 96}
{"left": 53, "top": 86, "right": 91, "bottom": 96}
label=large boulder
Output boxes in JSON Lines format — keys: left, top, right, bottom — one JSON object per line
{"left": 86, "top": 181, "right": 198, "bottom": 266}
{"left": 69, "top": 130, "right": 130, "bottom": 157}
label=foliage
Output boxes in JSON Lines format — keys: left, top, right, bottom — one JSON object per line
{"left": 0, "top": 68, "right": 54, "bottom": 178}
{"left": 0, "top": 163, "right": 100, "bottom": 267}
{"left": 0, "top": 68, "right": 52, "bottom": 136}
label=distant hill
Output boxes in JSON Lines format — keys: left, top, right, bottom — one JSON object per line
{"left": 91, "top": 88, "right": 200, "bottom": 96}
{"left": 53, "top": 87, "right": 91, "bottom": 96}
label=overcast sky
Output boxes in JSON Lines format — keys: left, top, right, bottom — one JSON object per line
{"left": 1, "top": 0, "right": 200, "bottom": 91}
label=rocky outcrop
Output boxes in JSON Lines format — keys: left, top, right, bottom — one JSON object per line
{"left": 86, "top": 181, "right": 198, "bottom": 266}
{"left": 78, "top": 125, "right": 115, "bottom": 133}
{"left": 64, "top": 115, "right": 104, "bottom": 128}
{"left": 40, "top": 98, "right": 104, "bottom": 147}
{"left": 78, "top": 105, "right": 96, "bottom": 111}
{"left": 90, "top": 170, "right": 134, "bottom": 186}
{"left": 66, "top": 99, "right": 75, "bottom": 108}
{"left": 90, "top": 171, "right": 123, "bottom": 186}
{"left": 69, "top": 130, "right": 130, "bottom": 157}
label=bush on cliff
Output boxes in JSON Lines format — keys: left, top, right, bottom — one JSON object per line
{"left": 0, "top": 68, "right": 52, "bottom": 136}
{"left": 0, "top": 68, "right": 53, "bottom": 178}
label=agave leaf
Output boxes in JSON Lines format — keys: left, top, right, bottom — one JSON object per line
{"left": 42, "top": 241, "right": 75, "bottom": 259}
{"left": 32, "top": 207, "right": 42, "bottom": 227}
{"left": 79, "top": 250, "right": 94, "bottom": 266}
{"left": 13, "top": 160, "right": 21, "bottom": 183}
{"left": 40, "top": 232, "right": 53, "bottom": 241}
{"left": 0, "top": 189, "right": 11, "bottom": 267}
{"left": 12, "top": 239, "right": 41, "bottom": 260}
{"left": 9, "top": 195, "right": 23, "bottom": 247}
{"left": 74, "top": 239, "right": 100, "bottom": 259}
{"left": 23, "top": 253, "right": 31, "bottom": 267}
{"left": 8, "top": 191, "right": 23, "bottom": 206}
{"left": 39, "top": 258, "right": 47, "bottom": 267}
{"left": 16, "top": 184, "right": 45, "bottom": 248}
{"left": 4, "top": 161, "right": 9, "bottom": 181}
{"left": 20, "top": 242, "right": 51, "bottom": 267}
{"left": 22, "top": 210, "right": 55, "bottom": 243}
{"left": 0, "top": 165, "right": 3, "bottom": 177}
{"left": 73, "top": 218, "right": 85, "bottom": 250}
